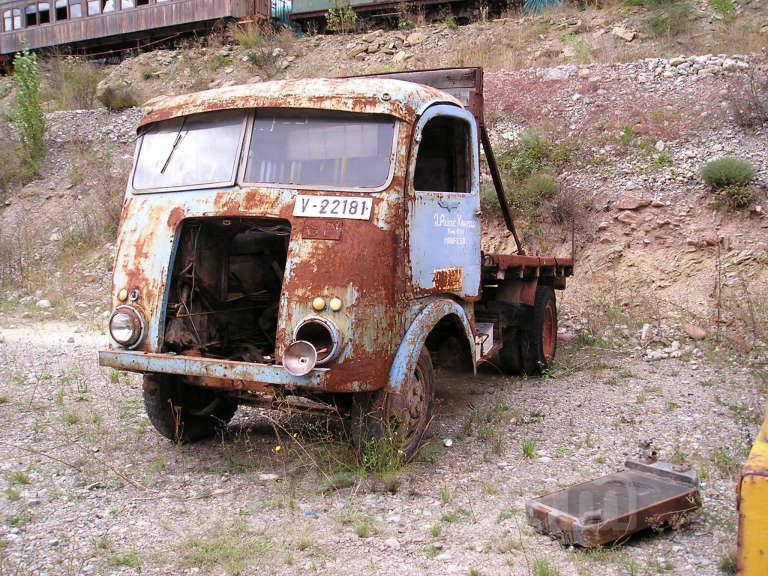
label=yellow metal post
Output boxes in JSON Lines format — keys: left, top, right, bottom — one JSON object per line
{"left": 737, "top": 399, "right": 768, "bottom": 575}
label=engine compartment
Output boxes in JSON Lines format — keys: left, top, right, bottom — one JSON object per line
{"left": 162, "top": 217, "right": 290, "bottom": 363}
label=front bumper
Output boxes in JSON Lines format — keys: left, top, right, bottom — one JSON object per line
{"left": 98, "top": 349, "right": 330, "bottom": 391}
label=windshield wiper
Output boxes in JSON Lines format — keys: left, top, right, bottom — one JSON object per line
{"left": 160, "top": 117, "right": 187, "bottom": 175}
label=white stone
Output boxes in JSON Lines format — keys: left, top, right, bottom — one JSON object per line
{"left": 35, "top": 299, "right": 51, "bottom": 308}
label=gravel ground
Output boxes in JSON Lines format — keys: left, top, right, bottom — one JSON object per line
{"left": 0, "top": 322, "right": 763, "bottom": 576}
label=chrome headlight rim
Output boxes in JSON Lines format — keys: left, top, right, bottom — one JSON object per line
{"left": 109, "top": 305, "right": 145, "bottom": 349}
{"left": 292, "top": 316, "right": 339, "bottom": 366}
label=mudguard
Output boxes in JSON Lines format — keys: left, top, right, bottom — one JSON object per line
{"left": 387, "top": 298, "right": 475, "bottom": 393}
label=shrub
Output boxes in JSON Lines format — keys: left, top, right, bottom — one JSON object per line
{"left": 326, "top": 0, "right": 357, "bottom": 34}
{"left": 498, "top": 128, "right": 550, "bottom": 183}
{"left": 0, "top": 129, "right": 32, "bottom": 194}
{"left": 710, "top": 0, "right": 736, "bottom": 17}
{"left": 632, "top": 0, "right": 693, "bottom": 39}
{"left": 523, "top": 173, "right": 559, "bottom": 203}
{"left": 48, "top": 57, "right": 103, "bottom": 110}
{"left": 701, "top": 157, "right": 756, "bottom": 189}
{"left": 228, "top": 20, "right": 272, "bottom": 48}
{"left": 9, "top": 47, "right": 45, "bottom": 172}
{"left": 718, "top": 185, "right": 757, "bottom": 209}
{"left": 96, "top": 80, "right": 138, "bottom": 110}
{"left": 727, "top": 67, "right": 768, "bottom": 129}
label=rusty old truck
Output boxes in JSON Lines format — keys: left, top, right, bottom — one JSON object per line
{"left": 98, "top": 67, "right": 573, "bottom": 457}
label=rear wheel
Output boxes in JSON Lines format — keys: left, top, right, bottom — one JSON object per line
{"left": 142, "top": 374, "right": 237, "bottom": 443}
{"left": 521, "top": 286, "right": 557, "bottom": 374}
{"left": 350, "top": 347, "right": 434, "bottom": 462}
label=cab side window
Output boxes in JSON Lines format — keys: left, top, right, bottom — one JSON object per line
{"left": 413, "top": 115, "right": 470, "bottom": 193}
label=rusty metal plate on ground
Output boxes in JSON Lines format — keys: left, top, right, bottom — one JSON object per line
{"left": 526, "top": 461, "right": 701, "bottom": 547}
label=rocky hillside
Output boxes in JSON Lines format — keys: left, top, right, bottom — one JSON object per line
{"left": 0, "top": 0, "right": 766, "bottom": 351}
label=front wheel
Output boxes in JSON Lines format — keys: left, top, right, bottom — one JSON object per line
{"left": 350, "top": 347, "right": 434, "bottom": 462}
{"left": 142, "top": 374, "right": 237, "bottom": 443}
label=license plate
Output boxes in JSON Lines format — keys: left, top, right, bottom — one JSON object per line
{"left": 293, "top": 195, "right": 373, "bottom": 220}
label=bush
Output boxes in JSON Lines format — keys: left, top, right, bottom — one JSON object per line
{"left": 48, "top": 57, "right": 103, "bottom": 110}
{"left": 710, "top": 0, "right": 736, "bottom": 17}
{"left": 498, "top": 128, "right": 550, "bottom": 183}
{"left": 634, "top": 0, "right": 693, "bottom": 39}
{"left": 326, "top": 0, "right": 357, "bottom": 34}
{"left": 718, "top": 185, "right": 757, "bottom": 209}
{"left": 701, "top": 157, "right": 756, "bottom": 189}
{"left": 9, "top": 47, "right": 45, "bottom": 172}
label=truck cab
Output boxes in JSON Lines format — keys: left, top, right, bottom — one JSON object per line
{"left": 98, "top": 68, "right": 573, "bottom": 457}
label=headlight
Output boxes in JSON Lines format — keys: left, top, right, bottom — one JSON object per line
{"left": 109, "top": 305, "right": 144, "bottom": 348}
{"left": 293, "top": 316, "right": 339, "bottom": 365}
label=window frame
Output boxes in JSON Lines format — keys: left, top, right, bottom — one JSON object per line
{"left": 410, "top": 104, "right": 478, "bottom": 196}
{"left": 131, "top": 109, "right": 250, "bottom": 194}
{"left": 238, "top": 108, "right": 400, "bottom": 193}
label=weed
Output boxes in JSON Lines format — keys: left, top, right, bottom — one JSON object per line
{"left": 62, "top": 410, "right": 80, "bottom": 426}
{"left": 710, "top": 0, "right": 735, "bottom": 17}
{"left": 443, "top": 16, "right": 458, "bottom": 29}
{"left": 429, "top": 523, "right": 442, "bottom": 537}
{"left": 469, "top": 569, "right": 482, "bottom": 576}
{"left": 354, "top": 516, "right": 376, "bottom": 538}
{"left": 701, "top": 157, "right": 756, "bottom": 189}
{"left": 441, "top": 511, "right": 460, "bottom": 523}
{"left": 718, "top": 551, "right": 737, "bottom": 574}
{"left": 665, "top": 400, "right": 679, "bottom": 412}
{"left": 422, "top": 545, "right": 440, "bottom": 559}
{"left": 8, "top": 471, "right": 30, "bottom": 485}
{"left": 0, "top": 395, "right": 8, "bottom": 404}
{"left": 618, "top": 126, "right": 634, "bottom": 148}
{"left": 718, "top": 185, "right": 758, "bottom": 210}
{"left": 4, "top": 487, "right": 20, "bottom": 501}
{"left": 532, "top": 556, "right": 560, "bottom": 576}
{"left": 108, "top": 548, "right": 140, "bottom": 568}
{"left": 497, "top": 535, "right": 522, "bottom": 552}
{"left": 178, "top": 519, "right": 270, "bottom": 574}
{"left": 522, "top": 438, "right": 536, "bottom": 458}
{"left": 10, "top": 47, "right": 45, "bottom": 172}
{"left": 441, "top": 485, "right": 452, "bottom": 504}
{"left": 713, "top": 447, "right": 742, "bottom": 477}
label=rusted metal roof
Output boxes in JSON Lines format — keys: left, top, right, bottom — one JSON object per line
{"left": 140, "top": 77, "right": 462, "bottom": 128}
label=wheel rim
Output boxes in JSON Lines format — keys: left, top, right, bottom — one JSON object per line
{"left": 385, "top": 360, "right": 428, "bottom": 446}
{"left": 542, "top": 300, "right": 556, "bottom": 362}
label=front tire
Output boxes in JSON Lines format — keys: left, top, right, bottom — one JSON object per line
{"left": 350, "top": 347, "right": 434, "bottom": 462}
{"left": 142, "top": 374, "right": 237, "bottom": 443}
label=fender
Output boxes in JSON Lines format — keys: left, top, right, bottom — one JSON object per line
{"left": 387, "top": 298, "right": 475, "bottom": 393}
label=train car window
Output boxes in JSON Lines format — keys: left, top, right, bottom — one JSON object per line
{"left": 55, "top": 0, "right": 67, "bottom": 20}
{"left": 138, "top": 0, "right": 150, "bottom": 5}
{"left": 87, "top": 0, "right": 99, "bottom": 15}
{"left": 102, "top": 0, "right": 114, "bottom": 12}
{"left": 3, "top": 10, "right": 11, "bottom": 31}
{"left": 70, "top": 1, "right": 82, "bottom": 17}
{"left": 122, "top": 0, "right": 135, "bottom": 8}
{"left": 13, "top": 7, "right": 22, "bottom": 27}
{"left": 25, "top": 4, "right": 37, "bottom": 26}
{"left": 39, "top": 2, "right": 50, "bottom": 23}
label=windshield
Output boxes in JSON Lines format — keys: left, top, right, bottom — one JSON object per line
{"left": 244, "top": 111, "right": 395, "bottom": 189}
{"left": 133, "top": 110, "right": 245, "bottom": 190}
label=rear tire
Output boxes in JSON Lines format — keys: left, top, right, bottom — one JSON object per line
{"left": 143, "top": 374, "right": 237, "bottom": 443}
{"left": 522, "top": 286, "right": 557, "bottom": 374}
{"left": 350, "top": 347, "right": 434, "bottom": 462}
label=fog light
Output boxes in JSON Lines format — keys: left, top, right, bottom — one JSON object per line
{"left": 117, "top": 288, "right": 128, "bottom": 302}
{"left": 312, "top": 297, "right": 326, "bottom": 311}
{"left": 109, "top": 305, "right": 144, "bottom": 348}
{"left": 329, "top": 297, "right": 342, "bottom": 312}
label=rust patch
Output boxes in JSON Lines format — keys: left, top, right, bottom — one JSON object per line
{"left": 432, "top": 267, "right": 463, "bottom": 292}
{"left": 167, "top": 206, "right": 185, "bottom": 229}
{"left": 302, "top": 220, "right": 343, "bottom": 240}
